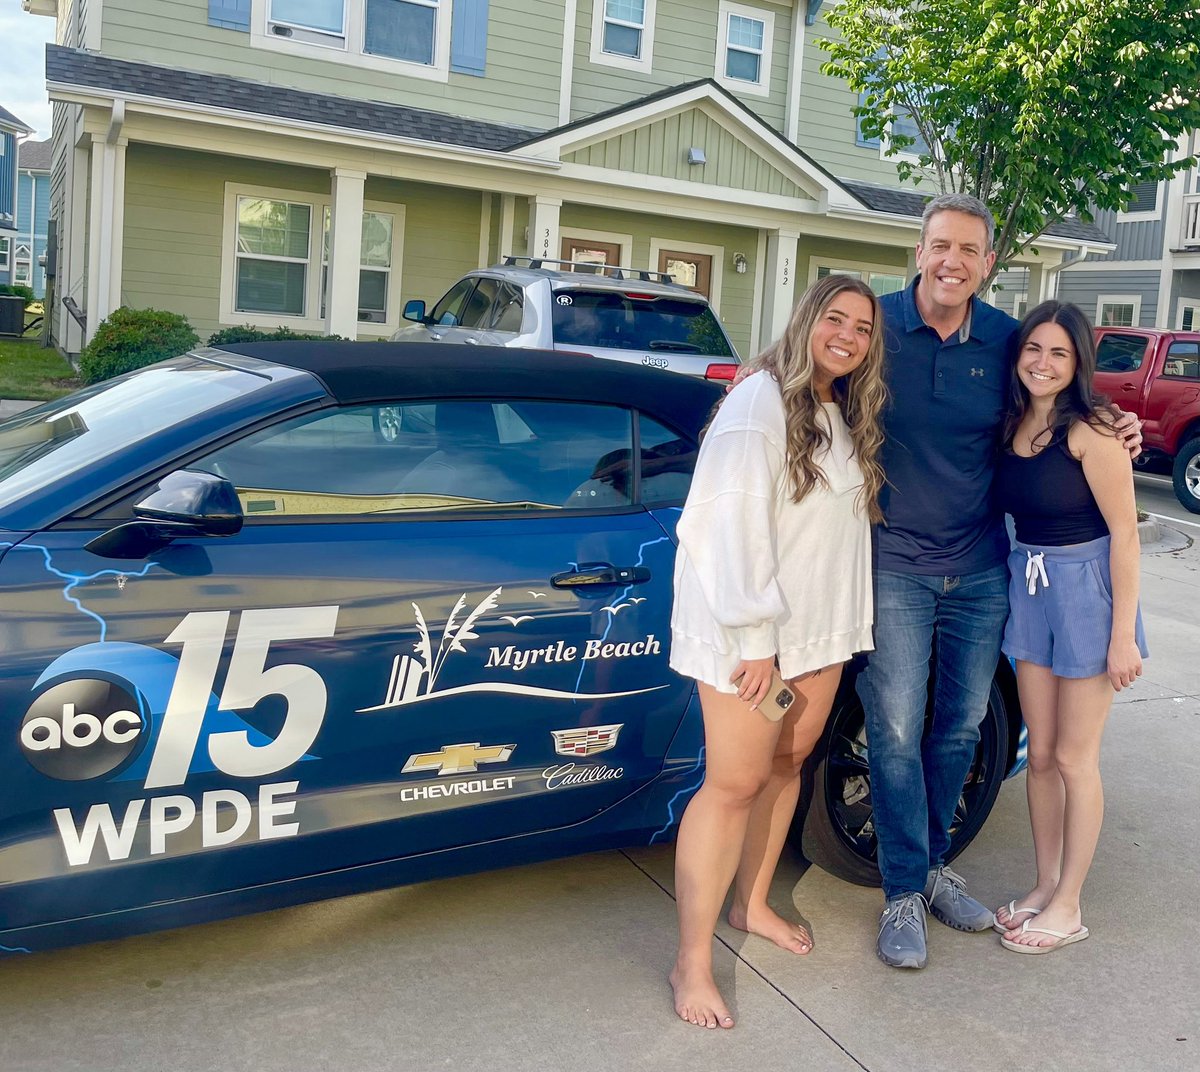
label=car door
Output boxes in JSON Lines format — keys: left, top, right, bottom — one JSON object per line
{"left": 0, "top": 397, "right": 691, "bottom": 931}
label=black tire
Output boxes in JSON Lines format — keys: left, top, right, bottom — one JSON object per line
{"left": 793, "top": 670, "right": 1012, "bottom": 887}
{"left": 1171, "top": 437, "right": 1200, "bottom": 514}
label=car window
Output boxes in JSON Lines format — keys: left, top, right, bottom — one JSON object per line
{"left": 1095, "top": 334, "right": 1147, "bottom": 373}
{"left": 551, "top": 290, "right": 735, "bottom": 357}
{"left": 459, "top": 277, "right": 498, "bottom": 328}
{"left": 194, "top": 400, "right": 636, "bottom": 516}
{"left": 639, "top": 414, "right": 699, "bottom": 504}
{"left": 430, "top": 279, "right": 477, "bottom": 327}
{"left": 488, "top": 281, "right": 524, "bottom": 332}
{"left": 1161, "top": 342, "right": 1200, "bottom": 379}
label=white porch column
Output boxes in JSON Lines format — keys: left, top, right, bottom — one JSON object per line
{"left": 326, "top": 168, "right": 366, "bottom": 339}
{"left": 83, "top": 133, "right": 127, "bottom": 345}
{"left": 761, "top": 228, "right": 800, "bottom": 345}
{"left": 1025, "top": 263, "right": 1053, "bottom": 305}
{"left": 527, "top": 195, "right": 562, "bottom": 263}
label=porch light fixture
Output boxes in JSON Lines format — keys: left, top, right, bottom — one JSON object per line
{"left": 686, "top": 147, "right": 707, "bottom": 166}
{"left": 732, "top": 252, "right": 748, "bottom": 274}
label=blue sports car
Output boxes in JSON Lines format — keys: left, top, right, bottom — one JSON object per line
{"left": 0, "top": 343, "right": 1022, "bottom": 954}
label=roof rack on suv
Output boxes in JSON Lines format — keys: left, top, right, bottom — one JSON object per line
{"left": 500, "top": 255, "right": 678, "bottom": 286}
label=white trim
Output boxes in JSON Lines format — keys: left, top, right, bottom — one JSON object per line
{"left": 648, "top": 237, "right": 725, "bottom": 312}
{"left": 805, "top": 254, "right": 907, "bottom": 287}
{"left": 559, "top": 0, "right": 579, "bottom": 125}
{"left": 219, "top": 181, "right": 406, "bottom": 336}
{"left": 1117, "top": 180, "right": 1162, "bottom": 223}
{"left": 783, "top": 1, "right": 806, "bottom": 143}
{"left": 1176, "top": 297, "right": 1200, "bottom": 331}
{"left": 1061, "top": 258, "right": 1164, "bottom": 272}
{"left": 559, "top": 226, "right": 634, "bottom": 268}
{"left": 499, "top": 194, "right": 516, "bottom": 258}
{"left": 715, "top": 1, "right": 775, "bottom": 99}
{"left": 250, "top": 0, "right": 453, "bottom": 84}
{"left": 748, "top": 228, "right": 766, "bottom": 356}
{"left": 478, "top": 192, "right": 493, "bottom": 267}
{"left": 589, "top": 0, "right": 657, "bottom": 74}
{"left": 1096, "top": 293, "right": 1142, "bottom": 328}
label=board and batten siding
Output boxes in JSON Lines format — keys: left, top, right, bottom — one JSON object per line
{"left": 570, "top": 0, "right": 791, "bottom": 134}
{"left": 119, "top": 144, "right": 489, "bottom": 340}
{"left": 1056, "top": 269, "right": 1161, "bottom": 328}
{"left": 99, "top": 0, "right": 563, "bottom": 129}
{"left": 565, "top": 108, "right": 805, "bottom": 196}
{"left": 1076, "top": 208, "right": 1165, "bottom": 263}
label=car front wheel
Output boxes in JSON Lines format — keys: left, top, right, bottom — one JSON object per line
{"left": 1171, "top": 437, "right": 1200, "bottom": 514}
{"left": 793, "top": 672, "right": 1012, "bottom": 887}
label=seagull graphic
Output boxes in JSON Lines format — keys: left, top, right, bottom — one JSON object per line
{"left": 501, "top": 615, "right": 534, "bottom": 626}
{"left": 528, "top": 591, "right": 547, "bottom": 599}
{"left": 602, "top": 602, "right": 632, "bottom": 615}
{"left": 629, "top": 597, "right": 646, "bottom": 604}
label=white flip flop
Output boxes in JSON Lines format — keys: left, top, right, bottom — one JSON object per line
{"left": 1000, "top": 920, "right": 1090, "bottom": 954}
{"left": 992, "top": 900, "right": 1041, "bottom": 935}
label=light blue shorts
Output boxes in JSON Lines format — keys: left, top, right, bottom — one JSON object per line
{"left": 1002, "top": 535, "right": 1149, "bottom": 679}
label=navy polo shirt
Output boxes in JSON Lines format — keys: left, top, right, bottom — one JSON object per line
{"left": 876, "top": 276, "right": 1019, "bottom": 575}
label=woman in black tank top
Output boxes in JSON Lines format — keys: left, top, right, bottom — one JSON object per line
{"left": 992, "top": 301, "right": 1147, "bottom": 955}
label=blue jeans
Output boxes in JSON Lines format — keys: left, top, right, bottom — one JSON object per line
{"left": 856, "top": 565, "right": 1009, "bottom": 901}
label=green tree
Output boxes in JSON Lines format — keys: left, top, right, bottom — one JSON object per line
{"left": 821, "top": 0, "right": 1200, "bottom": 286}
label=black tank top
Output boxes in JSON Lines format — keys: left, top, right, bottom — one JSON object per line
{"left": 994, "top": 430, "right": 1109, "bottom": 546}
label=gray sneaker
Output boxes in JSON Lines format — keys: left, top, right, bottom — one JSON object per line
{"left": 924, "top": 865, "right": 995, "bottom": 932}
{"left": 876, "top": 893, "right": 928, "bottom": 969}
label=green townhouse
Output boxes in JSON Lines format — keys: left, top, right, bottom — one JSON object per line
{"left": 24, "top": 0, "right": 1111, "bottom": 356}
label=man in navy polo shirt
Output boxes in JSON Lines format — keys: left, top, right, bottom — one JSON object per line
{"left": 863, "top": 193, "right": 1021, "bottom": 969}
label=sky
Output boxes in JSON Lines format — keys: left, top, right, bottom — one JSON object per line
{"left": 1, "top": 1, "right": 58, "bottom": 140}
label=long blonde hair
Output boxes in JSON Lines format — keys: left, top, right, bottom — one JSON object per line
{"left": 749, "top": 274, "right": 888, "bottom": 522}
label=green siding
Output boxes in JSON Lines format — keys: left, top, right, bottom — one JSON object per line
{"left": 571, "top": 0, "right": 791, "bottom": 134}
{"left": 562, "top": 203, "right": 758, "bottom": 356}
{"left": 100, "top": 0, "right": 563, "bottom": 130}
{"left": 565, "top": 107, "right": 804, "bottom": 196}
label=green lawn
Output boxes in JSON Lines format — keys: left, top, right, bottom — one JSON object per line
{"left": 0, "top": 338, "right": 80, "bottom": 401}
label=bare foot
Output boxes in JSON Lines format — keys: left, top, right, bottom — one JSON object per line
{"left": 1004, "top": 903, "right": 1084, "bottom": 948}
{"left": 994, "top": 887, "right": 1055, "bottom": 933}
{"left": 669, "top": 964, "right": 734, "bottom": 1029}
{"left": 727, "top": 903, "right": 813, "bottom": 955}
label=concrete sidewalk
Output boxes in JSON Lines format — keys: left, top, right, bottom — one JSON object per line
{"left": 0, "top": 398, "right": 40, "bottom": 419}
{"left": 0, "top": 526, "right": 1195, "bottom": 1072}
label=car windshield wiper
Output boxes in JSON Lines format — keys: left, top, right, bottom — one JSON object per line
{"left": 646, "top": 340, "right": 701, "bottom": 352}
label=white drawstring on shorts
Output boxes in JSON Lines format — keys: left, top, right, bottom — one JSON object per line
{"left": 1025, "top": 550, "right": 1050, "bottom": 595}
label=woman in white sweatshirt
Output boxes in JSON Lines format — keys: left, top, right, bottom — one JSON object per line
{"left": 668, "top": 274, "right": 888, "bottom": 1029}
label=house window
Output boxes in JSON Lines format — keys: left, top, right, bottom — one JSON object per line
{"left": 1179, "top": 301, "right": 1200, "bottom": 332}
{"left": 815, "top": 263, "right": 906, "bottom": 296}
{"left": 0, "top": 236, "right": 8, "bottom": 270}
{"left": 1013, "top": 292, "right": 1028, "bottom": 319}
{"left": 321, "top": 207, "right": 395, "bottom": 323}
{"left": 1097, "top": 295, "right": 1141, "bottom": 327}
{"left": 235, "top": 196, "right": 312, "bottom": 316}
{"left": 716, "top": 2, "right": 773, "bottom": 96}
{"left": 590, "top": 0, "right": 655, "bottom": 73}
{"left": 255, "top": 0, "right": 450, "bottom": 80}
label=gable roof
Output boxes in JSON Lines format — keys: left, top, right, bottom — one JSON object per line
{"left": 841, "top": 180, "right": 1113, "bottom": 245}
{"left": 0, "top": 104, "right": 34, "bottom": 135}
{"left": 18, "top": 139, "right": 52, "bottom": 171}
{"left": 45, "top": 44, "right": 537, "bottom": 152}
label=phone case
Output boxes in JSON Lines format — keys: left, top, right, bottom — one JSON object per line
{"left": 757, "top": 670, "right": 796, "bottom": 722}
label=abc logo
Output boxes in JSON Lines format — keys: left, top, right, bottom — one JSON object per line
{"left": 20, "top": 678, "right": 145, "bottom": 781}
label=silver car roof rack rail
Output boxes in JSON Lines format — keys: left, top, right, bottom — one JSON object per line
{"left": 500, "top": 255, "right": 677, "bottom": 286}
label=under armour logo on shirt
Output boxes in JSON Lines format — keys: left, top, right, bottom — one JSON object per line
{"left": 970, "top": 368, "right": 985, "bottom": 377}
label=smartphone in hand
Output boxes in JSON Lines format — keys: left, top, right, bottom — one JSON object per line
{"left": 757, "top": 669, "right": 797, "bottom": 722}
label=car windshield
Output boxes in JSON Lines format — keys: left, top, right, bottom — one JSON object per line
{"left": 0, "top": 361, "right": 272, "bottom": 515}
{"left": 551, "top": 290, "right": 735, "bottom": 357}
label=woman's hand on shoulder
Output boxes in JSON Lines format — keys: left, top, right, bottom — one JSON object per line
{"left": 731, "top": 656, "right": 776, "bottom": 709}
{"left": 1108, "top": 638, "right": 1143, "bottom": 691}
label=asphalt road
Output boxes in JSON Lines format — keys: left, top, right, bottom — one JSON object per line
{"left": 1135, "top": 470, "right": 1200, "bottom": 530}
{"left": 1, "top": 529, "right": 1197, "bottom": 1072}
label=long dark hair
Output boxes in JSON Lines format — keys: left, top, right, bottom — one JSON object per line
{"left": 1003, "top": 300, "right": 1112, "bottom": 451}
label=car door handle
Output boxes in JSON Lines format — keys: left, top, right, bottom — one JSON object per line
{"left": 551, "top": 563, "right": 651, "bottom": 588}
{"left": 1120, "top": 383, "right": 1137, "bottom": 391}
{"left": 428, "top": 331, "right": 443, "bottom": 341}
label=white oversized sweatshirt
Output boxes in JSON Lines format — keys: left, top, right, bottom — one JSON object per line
{"left": 669, "top": 373, "right": 874, "bottom": 691}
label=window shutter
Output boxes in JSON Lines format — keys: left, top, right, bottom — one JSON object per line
{"left": 208, "top": 0, "right": 251, "bottom": 32}
{"left": 1125, "top": 181, "right": 1158, "bottom": 213}
{"left": 856, "top": 91, "right": 881, "bottom": 149}
{"left": 450, "top": 0, "right": 489, "bottom": 76}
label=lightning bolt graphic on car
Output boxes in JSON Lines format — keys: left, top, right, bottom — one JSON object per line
{"left": 651, "top": 744, "right": 706, "bottom": 844}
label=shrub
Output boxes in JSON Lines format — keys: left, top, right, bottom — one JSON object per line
{"left": 207, "top": 325, "right": 345, "bottom": 346}
{"left": 78, "top": 306, "right": 200, "bottom": 384}
{"left": 0, "top": 284, "right": 36, "bottom": 306}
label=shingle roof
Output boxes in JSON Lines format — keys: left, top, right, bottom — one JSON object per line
{"left": 0, "top": 104, "right": 34, "bottom": 134}
{"left": 841, "top": 180, "right": 1113, "bottom": 244}
{"left": 18, "top": 138, "right": 52, "bottom": 171}
{"left": 45, "top": 44, "right": 537, "bottom": 152}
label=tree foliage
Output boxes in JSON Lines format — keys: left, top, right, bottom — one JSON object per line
{"left": 820, "top": 0, "right": 1200, "bottom": 284}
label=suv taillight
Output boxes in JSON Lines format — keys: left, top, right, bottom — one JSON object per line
{"left": 705, "top": 363, "right": 739, "bottom": 382}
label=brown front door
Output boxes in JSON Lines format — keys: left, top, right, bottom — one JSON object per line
{"left": 561, "top": 238, "right": 622, "bottom": 271}
{"left": 657, "top": 250, "right": 713, "bottom": 298}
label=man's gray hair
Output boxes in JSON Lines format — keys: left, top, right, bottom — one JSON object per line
{"left": 920, "top": 193, "right": 995, "bottom": 252}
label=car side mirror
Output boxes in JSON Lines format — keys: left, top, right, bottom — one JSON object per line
{"left": 403, "top": 299, "right": 428, "bottom": 323}
{"left": 85, "top": 469, "right": 244, "bottom": 559}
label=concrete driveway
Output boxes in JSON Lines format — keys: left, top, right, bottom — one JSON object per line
{"left": 1, "top": 530, "right": 1197, "bottom": 1072}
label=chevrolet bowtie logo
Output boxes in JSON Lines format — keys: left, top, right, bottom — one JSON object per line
{"left": 403, "top": 742, "right": 516, "bottom": 776}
